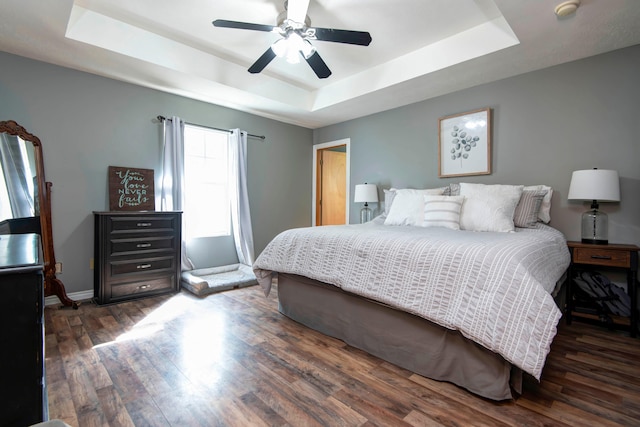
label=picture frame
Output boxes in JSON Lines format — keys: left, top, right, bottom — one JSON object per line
{"left": 108, "top": 166, "right": 155, "bottom": 211}
{"left": 438, "top": 108, "right": 491, "bottom": 178}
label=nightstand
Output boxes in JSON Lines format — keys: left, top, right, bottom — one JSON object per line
{"left": 565, "top": 241, "right": 639, "bottom": 337}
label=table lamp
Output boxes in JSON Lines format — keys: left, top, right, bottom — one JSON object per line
{"left": 568, "top": 168, "right": 620, "bottom": 244}
{"left": 354, "top": 183, "right": 378, "bottom": 223}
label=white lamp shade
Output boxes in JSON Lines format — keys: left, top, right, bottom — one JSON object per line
{"left": 354, "top": 184, "right": 378, "bottom": 203}
{"left": 568, "top": 169, "right": 620, "bottom": 202}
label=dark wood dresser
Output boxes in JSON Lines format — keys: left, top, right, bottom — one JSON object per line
{"left": 0, "top": 233, "right": 47, "bottom": 426}
{"left": 93, "top": 211, "right": 182, "bottom": 305}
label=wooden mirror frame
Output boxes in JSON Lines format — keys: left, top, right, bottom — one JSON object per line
{"left": 0, "top": 120, "right": 77, "bottom": 308}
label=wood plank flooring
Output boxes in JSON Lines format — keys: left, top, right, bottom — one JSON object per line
{"left": 44, "top": 283, "right": 640, "bottom": 426}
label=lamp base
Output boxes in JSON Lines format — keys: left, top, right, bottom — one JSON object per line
{"left": 360, "top": 206, "right": 372, "bottom": 224}
{"left": 580, "top": 207, "right": 608, "bottom": 245}
{"left": 581, "top": 238, "right": 608, "bottom": 245}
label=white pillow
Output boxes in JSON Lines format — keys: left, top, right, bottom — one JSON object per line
{"left": 383, "top": 187, "right": 445, "bottom": 217}
{"left": 396, "top": 188, "right": 446, "bottom": 196}
{"left": 524, "top": 185, "right": 553, "bottom": 223}
{"left": 384, "top": 188, "right": 445, "bottom": 226}
{"left": 421, "top": 195, "right": 465, "bottom": 230}
{"left": 459, "top": 183, "right": 524, "bottom": 232}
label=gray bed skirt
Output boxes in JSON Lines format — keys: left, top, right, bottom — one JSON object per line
{"left": 277, "top": 273, "right": 522, "bottom": 401}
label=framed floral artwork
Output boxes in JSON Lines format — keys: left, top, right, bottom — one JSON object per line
{"left": 438, "top": 108, "right": 491, "bottom": 178}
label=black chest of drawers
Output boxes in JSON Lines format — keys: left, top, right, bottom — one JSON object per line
{"left": 93, "top": 211, "right": 182, "bottom": 305}
{"left": 0, "top": 234, "right": 47, "bottom": 426}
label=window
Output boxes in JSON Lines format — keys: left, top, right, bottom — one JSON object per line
{"left": 183, "top": 124, "right": 230, "bottom": 239}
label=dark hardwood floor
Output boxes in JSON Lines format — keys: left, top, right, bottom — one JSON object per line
{"left": 44, "top": 283, "right": 640, "bottom": 426}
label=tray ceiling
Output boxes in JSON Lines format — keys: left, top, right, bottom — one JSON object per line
{"left": 1, "top": 0, "right": 639, "bottom": 128}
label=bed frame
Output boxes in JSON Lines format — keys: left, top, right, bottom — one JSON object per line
{"left": 277, "top": 273, "right": 527, "bottom": 401}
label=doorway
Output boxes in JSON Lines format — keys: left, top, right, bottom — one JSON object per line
{"left": 312, "top": 139, "right": 350, "bottom": 226}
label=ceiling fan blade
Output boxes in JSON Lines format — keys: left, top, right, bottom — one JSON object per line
{"left": 305, "top": 51, "right": 332, "bottom": 79}
{"left": 213, "top": 19, "right": 275, "bottom": 33}
{"left": 248, "top": 48, "right": 277, "bottom": 74}
{"left": 311, "top": 28, "right": 372, "bottom": 46}
{"left": 287, "top": 0, "right": 310, "bottom": 23}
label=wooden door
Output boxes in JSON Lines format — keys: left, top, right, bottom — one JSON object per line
{"left": 316, "top": 147, "right": 346, "bottom": 226}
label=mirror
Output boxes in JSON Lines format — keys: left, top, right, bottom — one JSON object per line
{"left": 0, "top": 120, "right": 77, "bottom": 309}
{"left": 0, "top": 132, "right": 38, "bottom": 222}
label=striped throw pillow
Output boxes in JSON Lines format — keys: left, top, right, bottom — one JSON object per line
{"left": 421, "top": 195, "right": 465, "bottom": 230}
{"left": 513, "top": 189, "right": 548, "bottom": 228}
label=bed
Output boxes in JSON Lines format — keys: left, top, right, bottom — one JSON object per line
{"left": 253, "top": 183, "right": 570, "bottom": 400}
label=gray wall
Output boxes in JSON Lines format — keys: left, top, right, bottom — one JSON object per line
{"left": 2, "top": 44, "right": 639, "bottom": 296}
{"left": 0, "top": 51, "right": 313, "bottom": 294}
{"left": 314, "top": 44, "right": 640, "bottom": 245}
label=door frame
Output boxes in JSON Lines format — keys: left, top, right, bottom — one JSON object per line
{"left": 312, "top": 139, "right": 351, "bottom": 226}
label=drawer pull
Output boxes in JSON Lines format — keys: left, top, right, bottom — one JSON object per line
{"left": 136, "top": 264, "right": 152, "bottom": 269}
{"left": 136, "top": 243, "right": 152, "bottom": 248}
{"left": 137, "top": 222, "right": 152, "bottom": 227}
{"left": 590, "top": 255, "right": 612, "bottom": 260}
{"left": 138, "top": 284, "right": 151, "bottom": 290}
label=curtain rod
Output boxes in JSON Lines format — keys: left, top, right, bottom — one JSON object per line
{"left": 156, "top": 115, "right": 265, "bottom": 140}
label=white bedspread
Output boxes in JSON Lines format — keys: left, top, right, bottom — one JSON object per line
{"left": 253, "top": 218, "right": 570, "bottom": 380}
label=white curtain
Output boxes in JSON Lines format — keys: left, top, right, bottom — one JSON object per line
{"left": 160, "top": 116, "right": 195, "bottom": 271}
{"left": 229, "top": 129, "right": 255, "bottom": 265}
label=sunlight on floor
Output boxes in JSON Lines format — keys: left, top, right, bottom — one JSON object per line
{"left": 181, "top": 310, "right": 227, "bottom": 366}
{"left": 91, "top": 293, "right": 223, "bottom": 350}
{"left": 91, "top": 322, "right": 165, "bottom": 347}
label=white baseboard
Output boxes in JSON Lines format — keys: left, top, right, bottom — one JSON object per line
{"left": 45, "top": 289, "right": 94, "bottom": 306}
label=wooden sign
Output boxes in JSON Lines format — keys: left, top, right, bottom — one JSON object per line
{"left": 108, "top": 166, "right": 155, "bottom": 211}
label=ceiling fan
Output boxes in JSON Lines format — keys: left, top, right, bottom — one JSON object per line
{"left": 213, "top": 0, "right": 372, "bottom": 79}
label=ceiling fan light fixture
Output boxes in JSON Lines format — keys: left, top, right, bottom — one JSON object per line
{"left": 271, "top": 32, "right": 315, "bottom": 64}
{"left": 271, "top": 38, "right": 300, "bottom": 64}
{"left": 300, "top": 39, "right": 316, "bottom": 59}
{"left": 285, "top": 50, "right": 301, "bottom": 64}
{"left": 271, "top": 38, "right": 287, "bottom": 57}
{"left": 288, "top": 32, "right": 305, "bottom": 50}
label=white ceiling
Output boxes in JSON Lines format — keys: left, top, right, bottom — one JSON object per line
{"left": 1, "top": 0, "right": 639, "bottom": 129}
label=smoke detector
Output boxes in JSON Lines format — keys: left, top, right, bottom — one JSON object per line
{"left": 555, "top": 0, "right": 580, "bottom": 17}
